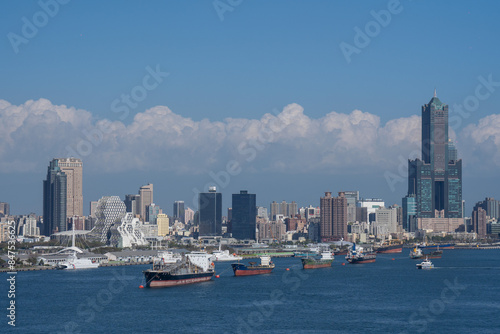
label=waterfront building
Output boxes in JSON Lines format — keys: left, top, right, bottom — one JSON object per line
{"left": 43, "top": 159, "right": 67, "bottom": 235}
{"left": 320, "top": 191, "right": 347, "bottom": 241}
{"left": 417, "top": 217, "right": 464, "bottom": 233}
{"left": 231, "top": 190, "right": 257, "bottom": 240}
{"left": 374, "top": 207, "right": 398, "bottom": 236}
{"left": 407, "top": 92, "right": 462, "bottom": 219}
{"left": 198, "top": 187, "right": 222, "bottom": 236}
{"left": 173, "top": 201, "right": 185, "bottom": 223}
{"left": 90, "top": 196, "right": 126, "bottom": 244}
{"left": 402, "top": 195, "right": 417, "bottom": 232}
{"left": 357, "top": 199, "right": 384, "bottom": 222}
{"left": 56, "top": 158, "right": 83, "bottom": 218}
{"left": 109, "top": 213, "right": 148, "bottom": 248}
{"left": 472, "top": 203, "right": 488, "bottom": 238}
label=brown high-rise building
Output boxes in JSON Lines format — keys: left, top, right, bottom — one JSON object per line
{"left": 56, "top": 158, "right": 83, "bottom": 218}
{"left": 320, "top": 191, "right": 347, "bottom": 241}
{"left": 139, "top": 184, "right": 153, "bottom": 221}
{"left": 472, "top": 204, "right": 487, "bottom": 238}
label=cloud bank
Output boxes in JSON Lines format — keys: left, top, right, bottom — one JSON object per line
{"left": 1, "top": 99, "right": 499, "bottom": 176}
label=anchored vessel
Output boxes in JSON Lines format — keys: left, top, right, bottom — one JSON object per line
{"left": 212, "top": 242, "right": 242, "bottom": 262}
{"left": 417, "top": 243, "right": 454, "bottom": 250}
{"left": 232, "top": 255, "right": 275, "bottom": 276}
{"left": 375, "top": 240, "right": 403, "bottom": 254}
{"left": 143, "top": 252, "right": 215, "bottom": 288}
{"left": 346, "top": 244, "right": 376, "bottom": 264}
{"left": 301, "top": 251, "right": 334, "bottom": 269}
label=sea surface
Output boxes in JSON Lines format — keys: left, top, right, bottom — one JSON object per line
{"left": 2, "top": 249, "right": 500, "bottom": 333}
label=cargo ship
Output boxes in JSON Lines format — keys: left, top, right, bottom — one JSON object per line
{"left": 417, "top": 243, "right": 454, "bottom": 250}
{"left": 143, "top": 252, "right": 215, "bottom": 288}
{"left": 346, "top": 244, "right": 376, "bottom": 264}
{"left": 410, "top": 247, "right": 443, "bottom": 259}
{"left": 232, "top": 255, "right": 275, "bottom": 276}
{"left": 301, "top": 251, "right": 334, "bottom": 269}
{"left": 375, "top": 240, "right": 403, "bottom": 254}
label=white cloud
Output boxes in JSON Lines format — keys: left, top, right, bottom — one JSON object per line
{"left": 1, "top": 98, "right": 498, "bottom": 176}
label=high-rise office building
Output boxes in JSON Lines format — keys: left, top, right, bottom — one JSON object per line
{"left": 146, "top": 203, "right": 161, "bottom": 224}
{"left": 481, "top": 197, "right": 499, "bottom": 220}
{"left": 0, "top": 202, "right": 10, "bottom": 216}
{"left": 320, "top": 191, "right": 347, "bottom": 241}
{"left": 407, "top": 91, "right": 462, "bottom": 218}
{"left": 43, "top": 159, "right": 67, "bottom": 235}
{"left": 402, "top": 195, "right": 417, "bottom": 232}
{"left": 231, "top": 190, "right": 257, "bottom": 240}
{"left": 344, "top": 191, "right": 359, "bottom": 222}
{"left": 139, "top": 184, "right": 153, "bottom": 221}
{"left": 56, "top": 158, "right": 83, "bottom": 217}
{"left": 184, "top": 207, "right": 195, "bottom": 224}
{"left": 198, "top": 187, "right": 222, "bottom": 236}
{"left": 124, "top": 194, "right": 140, "bottom": 217}
{"left": 472, "top": 204, "right": 487, "bottom": 238}
{"left": 173, "top": 201, "right": 185, "bottom": 223}
{"left": 288, "top": 201, "right": 298, "bottom": 218}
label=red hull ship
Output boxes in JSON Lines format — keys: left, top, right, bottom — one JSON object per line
{"left": 376, "top": 240, "right": 403, "bottom": 254}
{"left": 232, "top": 256, "right": 275, "bottom": 276}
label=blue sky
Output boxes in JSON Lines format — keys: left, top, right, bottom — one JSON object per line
{"left": 1, "top": 0, "right": 500, "bottom": 216}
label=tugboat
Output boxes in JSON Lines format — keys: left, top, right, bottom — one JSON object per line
{"left": 143, "top": 252, "right": 215, "bottom": 288}
{"left": 416, "top": 257, "right": 434, "bottom": 270}
{"left": 232, "top": 255, "right": 275, "bottom": 276}
{"left": 346, "top": 244, "right": 376, "bottom": 264}
{"left": 301, "top": 251, "right": 334, "bottom": 269}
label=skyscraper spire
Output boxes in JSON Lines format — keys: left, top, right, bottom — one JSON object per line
{"left": 434, "top": 88, "right": 437, "bottom": 97}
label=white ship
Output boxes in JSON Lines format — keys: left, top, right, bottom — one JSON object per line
{"left": 56, "top": 223, "right": 99, "bottom": 270}
{"left": 416, "top": 257, "right": 434, "bottom": 270}
{"left": 211, "top": 242, "right": 242, "bottom": 262}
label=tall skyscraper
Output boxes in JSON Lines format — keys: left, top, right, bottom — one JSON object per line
{"left": 288, "top": 201, "right": 298, "bottom": 218}
{"left": 139, "top": 184, "right": 153, "bottom": 221}
{"left": 173, "top": 201, "right": 185, "bottom": 223}
{"left": 472, "top": 204, "right": 487, "bottom": 238}
{"left": 56, "top": 158, "right": 83, "bottom": 217}
{"left": 43, "top": 159, "right": 67, "bottom": 235}
{"left": 320, "top": 192, "right": 347, "bottom": 241}
{"left": 231, "top": 190, "right": 257, "bottom": 240}
{"left": 344, "top": 191, "right": 359, "bottom": 222}
{"left": 198, "top": 186, "right": 222, "bottom": 236}
{"left": 407, "top": 91, "right": 462, "bottom": 219}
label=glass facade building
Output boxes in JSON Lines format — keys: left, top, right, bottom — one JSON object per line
{"left": 198, "top": 187, "right": 222, "bottom": 236}
{"left": 231, "top": 190, "right": 257, "bottom": 240}
{"left": 43, "top": 159, "right": 67, "bottom": 235}
{"left": 406, "top": 92, "right": 462, "bottom": 219}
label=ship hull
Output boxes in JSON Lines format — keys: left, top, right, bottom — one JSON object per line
{"left": 301, "top": 259, "right": 333, "bottom": 269}
{"left": 347, "top": 258, "right": 376, "bottom": 264}
{"left": 231, "top": 263, "right": 274, "bottom": 276}
{"left": 144, "top": 271, "right": 214, "bottom": 288}
{"left": 334, "top": 250, "right": 348, "bottom": 256}
{"left": 418, "top": 244, "right": 454, "bottom": 250}
{"left": 376, "top": 245, "right": 403, "bottom": 254}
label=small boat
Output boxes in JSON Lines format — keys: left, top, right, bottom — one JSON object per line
{"left": 416, "top": 257, "right": 434, "bottom": 270}
{"left": 301, "top": 251, "right": 334, "bottom": 269}
{"left": 232, "top": 255, "right": 275, "bottom": 276}
{"left": 346, "top": 244, "right": 376, "bottom": 264}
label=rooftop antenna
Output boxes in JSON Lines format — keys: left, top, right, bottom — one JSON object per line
{"left": 434, "top": 88, "right": 437, "bottom": 98}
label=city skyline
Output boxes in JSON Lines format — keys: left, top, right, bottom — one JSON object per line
{"left": 1, "top": 1, "right": 500, "bottom": 217}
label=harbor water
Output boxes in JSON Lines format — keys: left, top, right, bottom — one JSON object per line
{"left": 2, "top": 249, "right": 500, "bottom": 333}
